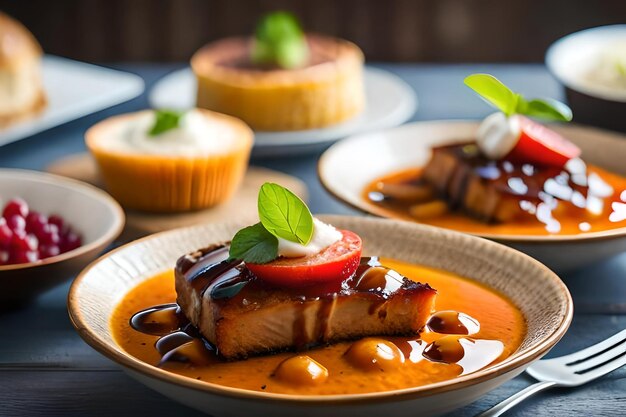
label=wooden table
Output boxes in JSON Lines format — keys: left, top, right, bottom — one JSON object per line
{"left": 0, "top": 64, "right": 624, "bottom": 417}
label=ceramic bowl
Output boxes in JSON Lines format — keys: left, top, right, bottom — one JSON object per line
{"left": 68, "top": 215, "right": 572, "bottom": 417}
{"left": 546, "top": 25, "right": 626, "bottom": 132}
{"left": 0, "top": 169, "right": 124, "bottom": 307}
{"left": 318, "top": 121, "right": 626, "bottom": 272}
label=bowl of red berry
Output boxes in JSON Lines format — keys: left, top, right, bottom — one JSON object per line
{"left": 0, "top": 169, "right": 124, "bottom": 308}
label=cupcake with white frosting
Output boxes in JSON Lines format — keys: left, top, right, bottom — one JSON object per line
{"left": 85, "top": 109, "right": 253, "bottom": 212}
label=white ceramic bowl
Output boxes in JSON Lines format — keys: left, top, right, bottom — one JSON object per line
{"left": 318, "top": 121, "right": 626, "bottom": 272}
{"left": 68, "top": 215, "right": 572, "bottom": 417}
{"left": 0, "top": 169, "right": 124, "bottom": 306}
{"left": 546, "top": 25, "right": 626, "bottom": 131}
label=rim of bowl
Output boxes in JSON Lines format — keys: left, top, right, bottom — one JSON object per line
{"left": 68, "top": 216, "right": 573, "bottom": 404}
{"left": 0, "top": 168, "right": 125, "bottom": 272}
{"left": 546, "top": 24, "right": 626, "bottom": 103}
{"left": 318, "top": 119, "right": 626, "bottom": 244}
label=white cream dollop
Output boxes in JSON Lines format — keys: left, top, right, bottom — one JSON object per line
{"left": 476, "top": 112, "right": 520, "bottom": 160}
{"left": 104, "top": 110, "right": 238, "bottom": 157}
{"left": 277, "top": 218, "right": 342, "bottom": 258}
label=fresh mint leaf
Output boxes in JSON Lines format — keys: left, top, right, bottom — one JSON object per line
{"left": 149, "top": 110, "right": 183, "bottom": 136}
{"left": 464, "top": 74, "right": 519, "bottom": 116}
{"left": 520, "top": 99, "right": 573, "bottom": 122}
{"left": 251, "top": 11, "right": 309, "bottom": 69}
{"left": 258, "top": 182, "right": 313, "bottom": 245}
{"left": 229, "top": 222, "right": 278, "bottom": 264}
{"left": 465, "top": 73, "right": 573, "bottom": 122}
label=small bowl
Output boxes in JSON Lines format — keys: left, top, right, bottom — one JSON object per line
{"left": 546, "top": 25, "right": 626, "bottom": 132}
{"left": 68, "top": 215, "right": 572, "bottom": 417}
{"left": 319, "top": 121, "right": 626, "bottom": 272}
{"left": 0, "top": 169, "right": 124, "bottom": 307}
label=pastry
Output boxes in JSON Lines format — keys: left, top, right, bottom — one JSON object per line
{"left": 191, "top": 12, "right": 365, "bottom": 131}
{"left": 0, "top": 12, "right": 46, "bottom": 127}
{"left": 85, "top": 109, "right": 253, "bottom": 212}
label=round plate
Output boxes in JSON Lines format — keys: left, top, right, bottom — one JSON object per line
{"left": 68, "top": 215, "right": 571, "bottom": 417}
{"left": 318, "top": 121, "right": 626, "bottom": 272}
{"left": 148, "top": 67, "right": 417, "bottom": 157}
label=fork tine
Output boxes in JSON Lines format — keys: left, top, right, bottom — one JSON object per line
{"left": 576, "top": 350, "right": 626, "bottom": 382}
{"left": 551, "top": 329, "right": 626, "bottom": 365}
{"left": 569, "top": 337, "right": 626, "bottom": 373}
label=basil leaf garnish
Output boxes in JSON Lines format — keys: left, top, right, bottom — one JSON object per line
{"left": 464, "top": 73, "right": 572, "bottom": 121}
{"left": 251, "top": 11, "right": 309, "bottom": 69}
{"left": 258, "top": 182, "right": 313, "bottom": 245}
{"left": 229, "top": 222, "right": 279, "bottom": 264}
{"left": 149, "top": 109, "right": 184, "bottom": 136}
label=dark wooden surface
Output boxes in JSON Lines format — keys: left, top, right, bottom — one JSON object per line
{"left": 0, "top": 64, "right": 625, "bottom": 416}
{"left": 1, "top": 0, "right": 626, "bottom": 63}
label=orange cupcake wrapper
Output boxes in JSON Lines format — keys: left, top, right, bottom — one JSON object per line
{"left": 90, "top": 150, "right": 250, "bottom": 213}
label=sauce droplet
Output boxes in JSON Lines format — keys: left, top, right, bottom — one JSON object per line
{"left": 158, "top": 339, "right": 216, "bottom": 369}
{"left": 423, "top": 335, "right": 465, "bottom": 364}
{"left": 427, "top": 311, "right": 480, "bottom": 335}
{"left": 130, "top": 304, "right": 184, "bottom": 336}
{"left": 344, "top": 338, "right": 405, "bottom": 372}
{"left": 273, "top": 355, "right": 329, "bottom": 386}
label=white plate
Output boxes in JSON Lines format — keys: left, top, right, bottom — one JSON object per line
{"left": 69, "top": 215, "right": 570, "bottom": 417}
{"left": 149, "top": 67, "right": 417, "bottom": 157}
{"left": 0, "top": 56, "right": 145, "bottom": 147}
{"left": 318, "top": 120, "right": 626, "bottom": 272}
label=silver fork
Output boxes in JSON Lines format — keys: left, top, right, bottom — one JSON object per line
{"left": 478, "top": 329, "right": 626, "bottom": 417}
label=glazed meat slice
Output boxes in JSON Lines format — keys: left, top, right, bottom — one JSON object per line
{"left": 175, "top": 244, "right": 437, "bottom": 359}
{"left": 422, "top": 143, "right": 563, "bottom": 222}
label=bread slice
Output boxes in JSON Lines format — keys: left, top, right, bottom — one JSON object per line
{"left": 175, "top": 244, "right": 436, "bottom": 359}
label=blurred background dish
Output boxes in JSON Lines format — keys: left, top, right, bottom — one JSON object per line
{"left": 0, "top": 56, "right": 145, "bottom": 147}
{"left": 319, "top": 121, "right": 626, "bottom": 272}
{"left": 149, "top": 66, "right": 417, "bottom": 157}
{"left": 0, "top": 10, "right": 144, "bottom": 146}
{"left": 0, "top": 12, "right": 46, "bottom": 128}
{"left": 192, "top": 12, "right": 366, "bottom": 131}
{"left": 85, "top": 108, "right": 253, "bottom": 213}
{"left": 546, "top": 25, "right": 626, "bottom": 132}
{"left": 0, "top": 169, "right": 124, "bottom": 308}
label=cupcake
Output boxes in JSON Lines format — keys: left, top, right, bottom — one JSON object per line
{"left": 0, "top": 12, "right": 46, "bottom": 127}
{"left": 85, "top": 109, "right": 253, "bottom": 212}
{"left": 191, "top": 11, "right": 365, "bottom": 131}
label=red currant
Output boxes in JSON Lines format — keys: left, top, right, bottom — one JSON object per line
{"left": 6, "top": 215, "right": 26, "bottom": 232}
{"left": 9, "top": 250, "right": 39, "bottom": 264}
{"left": 0, "top": 223, "right": 12, "bottom": 248}
{"left": 26, "top": 212, "right": 47, "bottom": 234}
{"left": 40, "top": 244, "right": 61, "bottom": 259}
{"left": 3, "top": 198, "right": 29, "bottom": 219}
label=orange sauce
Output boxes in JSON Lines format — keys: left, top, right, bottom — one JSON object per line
{"left": 111, "top": 259, "right": 525, "bottom": 395}
{"left": 364, "top": 165, "right": 626, "bottom": 236}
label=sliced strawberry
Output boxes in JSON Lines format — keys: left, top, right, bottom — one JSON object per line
{"left": 246, "top": 230, "right": 362, "bottom": 288}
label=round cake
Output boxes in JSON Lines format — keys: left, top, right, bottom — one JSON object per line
{"left": 191, "top": 34, "right": 365, "bottom": 132}
{"left": 0, "top": 12, "right": 46, "bottom": 127}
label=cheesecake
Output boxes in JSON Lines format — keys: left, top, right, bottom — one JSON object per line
{"left": 191, "top": 30, "right": 365, "bottom": 131}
